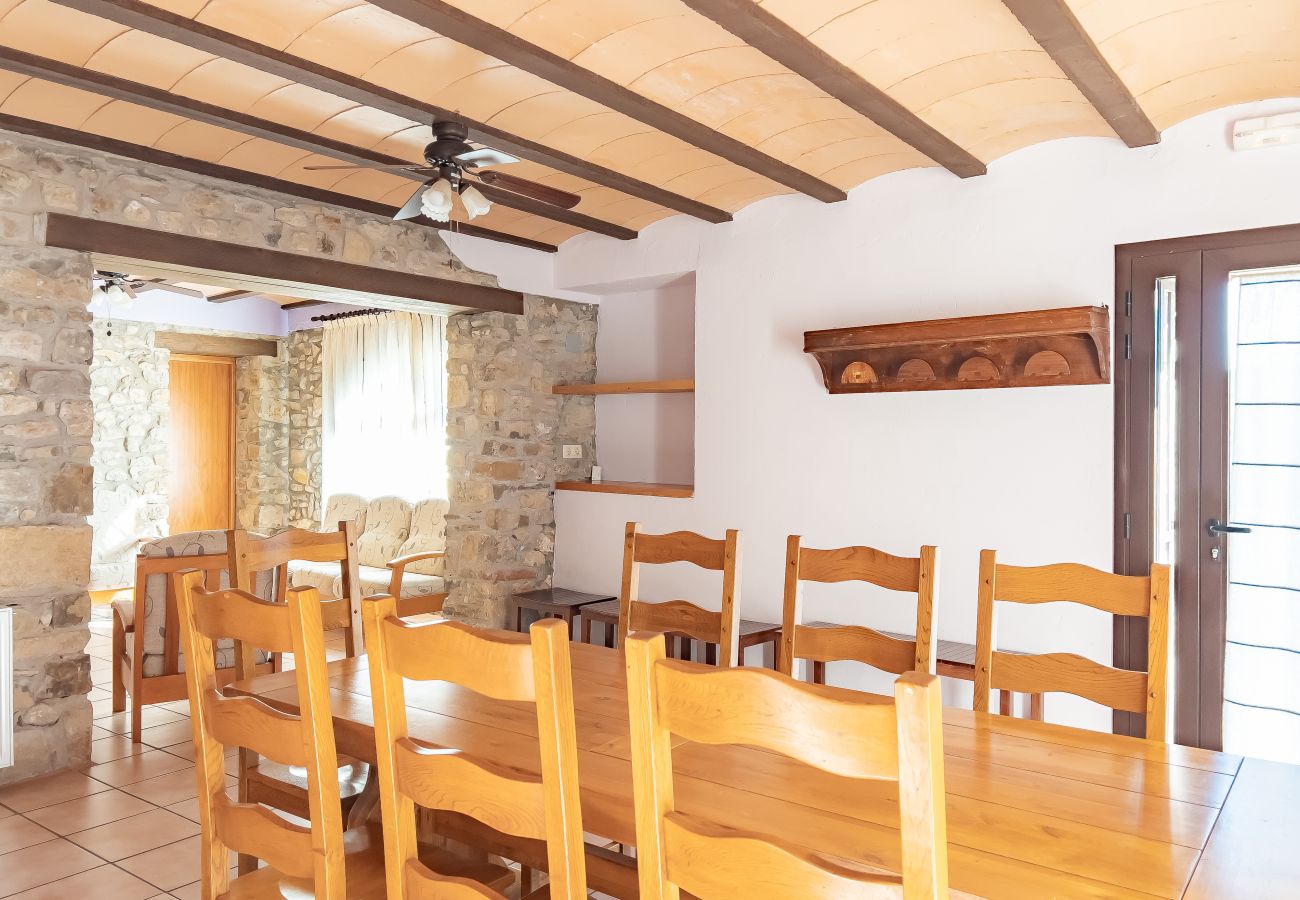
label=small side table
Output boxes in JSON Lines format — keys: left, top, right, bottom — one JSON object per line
{"left": 579, "top": 598, "right": 781, "bottom": 669}
{"left": 508, "top": 588, "right": 616, "bottom": 640}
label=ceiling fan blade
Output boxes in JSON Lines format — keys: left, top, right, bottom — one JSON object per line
{"left": 304, "top": 163, "right": 442, "bottom": 178}
{"left": 168, "top": 285, "right": 210, "bottom": 299}
{"left": 393, "top": 182, "right": 431, "bottom": 221}
{"left": 474, "top": 171, "right": 581, "bottom": 210}
{"left": 455, "top": 147, "right": 519, "bottom": 167}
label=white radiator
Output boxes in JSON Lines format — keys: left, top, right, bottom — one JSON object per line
{"left": 0, "top": 608, "right": 12, "bottom": 769}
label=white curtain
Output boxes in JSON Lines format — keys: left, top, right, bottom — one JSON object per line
{"left": 321, "top": 311, "right": 447, "bottom": 501}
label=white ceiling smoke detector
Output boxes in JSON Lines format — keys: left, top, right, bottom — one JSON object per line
{"left": 1233, "top": 111, "right": 1300, "bottom": 151}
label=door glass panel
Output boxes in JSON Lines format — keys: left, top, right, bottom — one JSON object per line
{"left": 1152, "top": 276, "right": 1178, "bottom": 735}
{"left": 1224, "top": 266, "right": 1300, "bottom": 764}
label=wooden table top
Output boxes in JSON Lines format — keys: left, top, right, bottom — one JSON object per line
{"left": 230, "top": 641, "right": 1300, "bottom": 899}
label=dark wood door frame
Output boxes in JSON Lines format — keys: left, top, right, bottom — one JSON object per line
{"left": 44, "top": 213, "right": 525, "bottom": 316}
{"left": 1114, "top": 221, "right": 1300, "bottom": 745}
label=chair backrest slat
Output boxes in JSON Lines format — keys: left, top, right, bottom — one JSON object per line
{"left": 174, "top": 570, "right": 346, "bottom": 898}
{"left": 229, "top": 524, "right": 362, "bottom": 657}
{"left": 781, "top": 538, "right": 939, "bottom": 679}
{"left": 619, "top": 522, "right": 743, "bottom": 666}
{"left": 973, "top": 550, "right": 1171, "bottom": 740}
{"left": 626, "top": 631, "right": 948, "bottom": 899}
{"left": 364, "top": 597, "right": 588, "bottom": 899}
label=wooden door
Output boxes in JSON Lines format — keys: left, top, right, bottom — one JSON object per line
{"left": 168, "top": 354, "right": 235, "bottom": 534}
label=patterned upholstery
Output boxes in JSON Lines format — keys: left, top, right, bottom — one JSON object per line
{"left": 124, "top": 530, "right": 274, "bottom": 674}
{"left": 355, "top": 496, "right": 413, "bottom": 568}
{"left": 348, "top": 567, "right": 445, "bottom": 599}
{"left": 322, "top": 493, "right": 368, "bottom": 533}
{"left": 397, "top": 498, "right": 449, "bottom": 576}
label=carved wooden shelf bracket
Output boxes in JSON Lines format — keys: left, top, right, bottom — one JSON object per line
{"left": 804, "top": 306, "right": 1110, "bottom": 394}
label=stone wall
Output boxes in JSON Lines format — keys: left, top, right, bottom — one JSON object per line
{"left": 444, "top": 297, "right": 597, "bottom": 627}
{"left": 0, "top": 249, "right": 95, "bottom": 784}
{"left": 88, "top": 321, "right": 167, "bottom": 590}
{"left": 286, "top": 329, "right": 323, "bottom": 529}
{"left": 0, "top": 124, "right": 499, "bottom": 785}
{"left": 235, "top": 349, "right": 289, "bottom": 534}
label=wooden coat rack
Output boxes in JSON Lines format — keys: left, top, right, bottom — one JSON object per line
{"left": 804, "top": 306, "right": 1110, "bottom": 394}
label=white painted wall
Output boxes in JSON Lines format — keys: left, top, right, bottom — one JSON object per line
{"left": 475, "top": 101, "right": 1300, "bottom": 731}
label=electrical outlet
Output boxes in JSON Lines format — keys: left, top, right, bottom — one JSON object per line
{"left": 562, "top": 444, "right": 583, "bottom": 459}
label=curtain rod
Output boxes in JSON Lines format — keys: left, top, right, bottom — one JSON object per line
{"left": 310, "top": 307, "right": 395, "bottom": 323}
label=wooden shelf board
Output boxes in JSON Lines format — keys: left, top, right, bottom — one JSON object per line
{"left": 552, "top": 379, "right": 694, "bottom": 395}
{"left": 555, "top": 480, "right": 693, "bottom": 498}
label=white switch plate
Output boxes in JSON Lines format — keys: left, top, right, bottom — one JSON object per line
{"left": 562, "top": 444, "right": 583, "bottom": 459}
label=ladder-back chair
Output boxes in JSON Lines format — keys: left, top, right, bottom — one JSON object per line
{"left": 626, "top": 630, "right": 950, "bottom": 899}
{"left": 173, "top": 570, "right": 376, "bottom": 898}
{"left": 973, "top": 550, "right": 1171, "bottom": 740}
{"left": 363, "top": 596, "right": 584, "bottom": 898}
{"left": 618, "top": 522, "right": 744, "bottom": 667}
{"left": 781, "top": 537, "right": 939, "bottom": 684}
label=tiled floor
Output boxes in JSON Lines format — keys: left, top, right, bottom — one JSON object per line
{"left": 0, "top": 603, "right": 348, "bottom": 898}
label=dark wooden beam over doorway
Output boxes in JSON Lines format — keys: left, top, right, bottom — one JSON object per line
{"left": 45, "top": 214, "right": 525, "bottom": 316}
{"left": 50, "top": 0, "right": 733, "bottom": 225}
{"left": 1001, "top": 0, "right": 1160, "bottom": 148}
{"left": 364, "top": 0, "right": 846, "bottom": 203}
{"left": 679, "top": 0, "right": 986, "bottom": 179}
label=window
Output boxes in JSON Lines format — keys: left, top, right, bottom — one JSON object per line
{"left": 321, "top": 311, "right": 447, "bottom": 501}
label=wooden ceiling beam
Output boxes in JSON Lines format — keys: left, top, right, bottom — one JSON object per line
{"left": 50, "top": 0, "right": 732, "bottom": 224}
{"left": 1001, "top": 0, "right": 1159, "bottom": 148}
{"left": 207, "top": 290, "right": 257, "bottom": 302}
{"left": 679, "top": 0, "right": 985, "bottom": 179}
{"left": 0, "top": 112, "right": 557, "bottom": 252}
{"left": 0, "top": 47, "right": 635, "bottom": 240}
{"left": 364, "top": 0, "right": 846, "bottom": 203}
{"left": 46, "top": 213, "right": 525, "bottom": 315}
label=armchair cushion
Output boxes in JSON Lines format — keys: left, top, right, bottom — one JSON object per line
{"left": 289, "top": 560, "right": 342, "bottom": 600}
{"left": 356, "top": 496, "right": 412, "bottom": 569}
{"left": 136, "top": 530, "right": 274, "bottom": 672}
{"left": 395, "top": 499, "right": 448, "bottom": 576}
{"left": 322, "top": 493, "right": 368, "bottom": 534}
{"left": 346, "top": 566, "right": 446, "bottom": 599}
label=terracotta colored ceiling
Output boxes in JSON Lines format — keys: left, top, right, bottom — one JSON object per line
{"left": 0, "top": 0, "right": 1297, "bottom": 248}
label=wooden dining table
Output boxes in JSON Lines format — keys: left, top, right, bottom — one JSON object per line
{"left": 229, "top": 636, "right": 1300, "bottom": 899}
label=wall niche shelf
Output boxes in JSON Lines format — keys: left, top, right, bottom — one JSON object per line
{"left": 555, "top": 480, "right": 693, "bottom": 499}
{"left": 552, "top": 379, "right": 694, "bottom": 395}
{"left": 804, "top": 306, "right": 1110, "bottom": 394}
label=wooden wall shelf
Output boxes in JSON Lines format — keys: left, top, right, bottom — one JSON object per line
{"left": 552, "top": 379, "right": 694, "bottom": 395}
{"left": 555, "top": 481, "right": 693, "bottom": 498}
{"left": 804, "top": 306, "right": 1110, "bottom": 394}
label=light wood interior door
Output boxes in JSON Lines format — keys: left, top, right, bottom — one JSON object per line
{"left": 168, "top": 354, "right": 235, "bottom": 534}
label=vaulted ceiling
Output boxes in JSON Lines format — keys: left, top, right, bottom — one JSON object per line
{"left": 1, "top": 0, "right": 1296, "bottom": 251}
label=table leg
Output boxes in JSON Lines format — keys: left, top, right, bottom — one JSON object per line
{"left": 770, "top": 637, "right": 781, "bottom": 672}
{"left": 580, "top": 614, "right": 592, "bottom": 644}
{"left": 999, "top": 690, "right": 1014, "bottom": 717}
{"left": 512, "top": 603, "right": 523, "bottom": 634}
{"left": 705, "top": 643, "right": 717, "bottom": 666}
{"left": 604, "top": 621, "right": 615, "bottom": 649}
{"left": 679, "top": 637, "right": 693, "bottom": 661}
{"left": 812, "top": 660, "right": 827, "bottom": 685}
{"left": 520, "top": 865, "right": 534, "bottom": 895}
{"left": 562, "top": 609, "right": 575, "bottom": 640}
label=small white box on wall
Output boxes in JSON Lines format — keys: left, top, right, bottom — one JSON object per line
{"left": 0, "top": 608, "right": 12, "bottom": 770}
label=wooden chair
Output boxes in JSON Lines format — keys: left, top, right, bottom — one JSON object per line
{"left": 111, "top": 531, "right": 275, "bottom": 743}
{"left": 781, "top": 537, "right": 939, "bottom": 685}
{"left": 973, "top": 550, "right": 1171, "bottom": 741}
{"left": 618, "top": 522, "right": 755, "bottom": 667}
{"left": 363, "top": 596, "right": 583, "bottom": 898}
{"left": 626, "top": 630, "right": 950, "bottom": 899}
{"left": 227, "top": 526, "right": 369, "bottom": 846}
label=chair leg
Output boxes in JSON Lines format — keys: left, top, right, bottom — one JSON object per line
{"left": 999, "top": 690, "right": 1014, "bottom": 717}
{"left": 131, "top": 693, "right": 143, "bottom": 744}
{"left": 812, "top": 661, "right": 827, "bottom": 685}
{"left": 111, "top": 613, "right": 126, "bottom": 714}
{"left": 520, "top": 865, "right": 534, "bottom": 895}
{"left": 1029, "top": 692, "right": 1045, "bottom": 721}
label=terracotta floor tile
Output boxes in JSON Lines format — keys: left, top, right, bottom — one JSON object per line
{"left": 96, "top": 708, "right": 186, "bottom": 734}
{"left": 0, "top": 838, "right": 101, "bottom": 898}
{"left": 92, "top": 696, "right": 120, "bottom": 719}
{"left": 25, "top": 789, "right": 154, "bottom": 835}
{"left": 93, "top": 724, "right": 118, "bottom": 739}
{"left": 89, "top": 749, "right": 193, "bottom": 788}
{"left": 92, "top": 734, "right": 152, "bottom": 765}
{"left": 152, "top": 701, "right": 191, "bottom": 717}
{"left": 117, "top": 835, "right": 205, "bottom": 892}
{"left": 67, "top": 808, "right": 199, "bottom": 862}
{"left": 139, "top": 720, "right": 198, "bottom": 749}
{"left": 164, "top": 785, "right": 236, "bottom": 824}
{"left": 0, "top": 817, "right": 56, "bottom": 854}
{"left": 0, "top": 804, "right": 13, "bottom": 820}
{"left": 88, "top": 686, "right": 111, "bottom": 702}
{"left": 3, "top": 864, "right": 158, "bottom": 900}
{"left": 0, "top": 771, "right": 110, "bottom": 813}
{"left": 120, "top": 768, "right": 215, "bottom": 807}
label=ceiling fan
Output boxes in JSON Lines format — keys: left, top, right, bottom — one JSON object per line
{"left": 304, "top": 120, "right": 581, "bottom": 222}
{"left": 91, "top": 272, "right": 208, "bottom": 308}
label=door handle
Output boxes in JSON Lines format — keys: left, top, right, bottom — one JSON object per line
{"left": 1208, "top": 519, "right": 1253, "bottom": 536}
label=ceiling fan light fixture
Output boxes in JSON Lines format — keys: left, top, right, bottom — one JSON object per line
{"left": 420, "top": 178, "right": 454, "bottom": 222}
{"left": 460, "top": 184, "right": 491, "bottom": 220}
